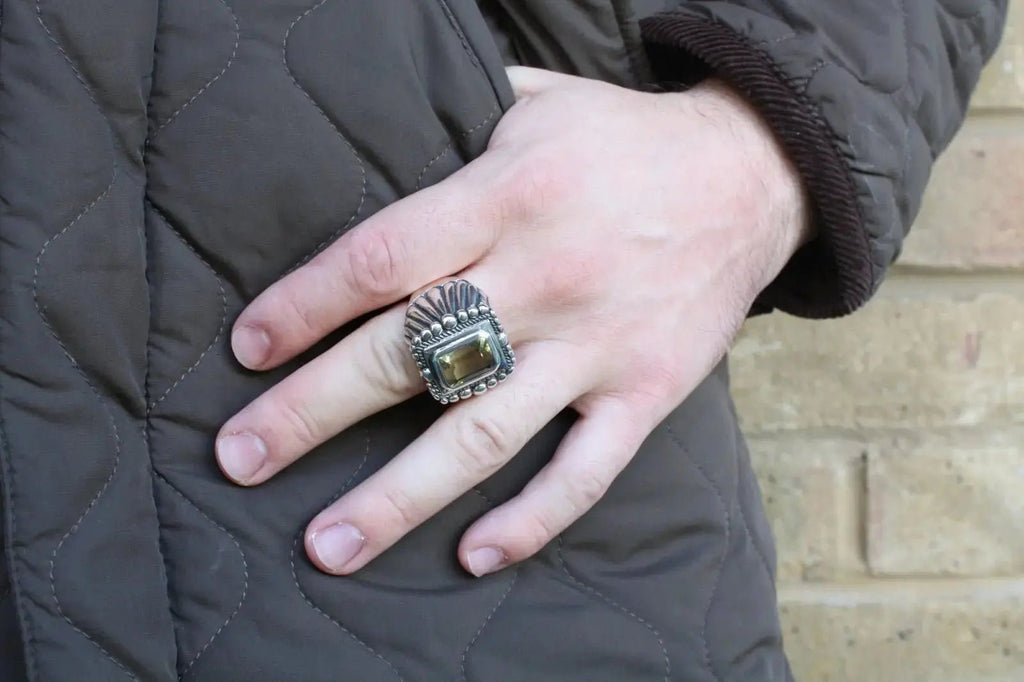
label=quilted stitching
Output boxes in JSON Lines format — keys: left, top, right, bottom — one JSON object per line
{"left": 281, "top": 0, "right": 367, "bottom": 270}
{"left": 0, "top": 1, "right": 788, "bottom": 679}
{"left": 666, "top": 425, "right": 727, "bottom": 682}
{"left": 415, "top": 107, "right": 498, "bottom": 191}
{"left": 153, "top": 473, "right": 248, "bottom": 680}
{"left": 287, "top": 434, "right": 405, "bottom": 681}
{"left": 32, "top": 1, "right": 135, "bottom": 677}
{"left": 457, "top": 490, "right": 520, "bottom": 682}
{"left": 152, "top": 0, "right": 238, "bottom": 134}
{"left": 556, "top": 537, "right": 671, "bottom": 681}
{"left": 142, "top": 3, "right": 243, "bottom": 672}
{"left": 145, "top": 205, "right": 228, "bottom": 413}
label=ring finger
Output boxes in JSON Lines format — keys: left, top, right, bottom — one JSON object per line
{"left": 302, "top": 343, "right": 591, "bottom": 575}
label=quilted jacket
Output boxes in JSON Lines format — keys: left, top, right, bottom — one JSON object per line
{"left": 0, "top": 1, "right": 1005, "bottom": 680}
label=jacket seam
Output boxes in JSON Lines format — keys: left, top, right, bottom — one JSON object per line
{"left": 153, "top": 473, "right": 248, "bottom": 680}
{"left": 435, "top": 0, "right": 507, "bottom": 110}
{"left": 0, "top": 401, "right": 38, "bottom": 681}
{"left": 33, "top": 2, "right": 137, "bottom": 675}
{"left": 609, "top": 0, "right": 644, "bottom": 85}
{"left": 141, "top": 0, "right": 184, "bottom": 676}
{"left": 144, "top": 203, "right": 229, "bottom": 413}
{"left": 0, "top": 1, "right": 38, "bottom": 677}
{"left": 897, "top": 0, "right": 913, "bottom": 235}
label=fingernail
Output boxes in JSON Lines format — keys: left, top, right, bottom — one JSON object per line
{"left": 216, "top": 432, "right": 268, "bottom": 484}
{"left": 311, "top": 523, "right": 365, "bottom": 573}
{"left": 467, "top": 546, "right": 507, "bottom": 577}
{"left": 231, "top": 324, "right": 271, "bottom": 369}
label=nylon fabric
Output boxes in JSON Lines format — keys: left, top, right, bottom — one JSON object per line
{"left": 0, "top": 1, "right": 786, "bottom": 679}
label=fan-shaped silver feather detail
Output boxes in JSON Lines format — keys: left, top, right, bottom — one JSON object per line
{"left": 404, "top": 280, "right": 514, "bottom": 404}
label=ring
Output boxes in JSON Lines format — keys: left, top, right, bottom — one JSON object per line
{"left": 404, "top": 279, "right": 515, "bottom": 404}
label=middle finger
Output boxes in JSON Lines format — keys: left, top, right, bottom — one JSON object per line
{"left": 302, "top": 344, "right": 589, "bottom": 575}
{"left": 215, "top": 304, "right": 420, "bottom": 486}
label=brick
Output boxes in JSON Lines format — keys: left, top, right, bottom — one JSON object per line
{"left": 747, "top": 435, "right": 867, "bottom": 582}
{"left": 779, "top": 580, "right": 1024, "bottom": 682}
{"left": 730, "top": 291, "right": 1024, "bottom": 431}
{"left": 903, "top": 118, "right": 1024, "bottom": 269}
{"left": 866, "top": 427, "right": 1024, "bottom": 577}
{"left": 971, "top": 1, "right": 1024, "bottom": 110}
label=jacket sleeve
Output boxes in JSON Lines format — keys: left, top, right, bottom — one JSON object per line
{"left": 639, "top": 1, "right": 1008, "bottom": 318}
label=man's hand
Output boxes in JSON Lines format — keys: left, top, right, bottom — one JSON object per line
{"left": 215, "top": 67, "right": 811, "bottom": 577}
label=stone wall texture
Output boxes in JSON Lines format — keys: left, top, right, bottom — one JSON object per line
{"left": 735, "top": 7, "right": 1024, "bottom": 679}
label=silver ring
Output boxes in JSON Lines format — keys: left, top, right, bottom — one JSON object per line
{"left": 404, "top": 279, "right": 515, "bottom": 404}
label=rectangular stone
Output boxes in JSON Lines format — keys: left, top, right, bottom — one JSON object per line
{"left": 731, "top": 291, "right": 1024, "bottom": 431}
{"left": 867, "top": 427, "right": 1024, "bottom": 577}
{"left": 902, "top": 118, "right": 1024, "bottom": 269}
{"left": 747, "top": 435, "right": 867, "bottom": 582}
{"left": 971, "top": 1, "right": 1024, "bottom": 110}
{"left": 780, "top": 580, "right": 1024, "bottom": 682}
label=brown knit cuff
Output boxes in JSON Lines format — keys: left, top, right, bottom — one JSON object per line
{"left": 640, "top": 12, "right": 876, "bottom": 319}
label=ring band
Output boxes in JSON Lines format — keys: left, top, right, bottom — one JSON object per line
{"left": 404, "top": 279, "right": 515, "bottom": 404}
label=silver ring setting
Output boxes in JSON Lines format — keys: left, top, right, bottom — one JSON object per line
{"left": 404, "top": 279, "right": 515, "bottom": 404}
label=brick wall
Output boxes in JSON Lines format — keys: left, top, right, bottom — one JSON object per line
{"left": 733, "top": 6, "right": 1024, "bottom": 680}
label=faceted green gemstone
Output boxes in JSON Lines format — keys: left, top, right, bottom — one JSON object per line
{"left": 434, "top": 331, "right": 497, "bottom": 388}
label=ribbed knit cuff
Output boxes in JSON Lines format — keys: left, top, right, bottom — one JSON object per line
{"left": 640, "top": 12, "right": 875, "bottom": 319}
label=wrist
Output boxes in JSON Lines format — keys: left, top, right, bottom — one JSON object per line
{"left": 680, "top": 78, "right": 815, "bottom": 266}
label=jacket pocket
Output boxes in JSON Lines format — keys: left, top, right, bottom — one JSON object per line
{"left": 434, "top": 0, "right": 516, "bottom": 111}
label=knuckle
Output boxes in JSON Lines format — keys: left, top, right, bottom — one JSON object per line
{"left": 567, "top": 466, "right": 611, "bottom": 510}
{"left": 535, "top": 254, "right": 599, "bottom": 309}
{"left": 382, "top": 487, "right": 422, "bottom": 528}
{"left": 498, "top": 154, "right": 571, "bottom": 220}
{"left": 648, "top": 366, "right": 682, "bottom": 395}
{"left": 345, "top": 230, "right": 405, "bottom": 299}
{"left": 362, "top": 334, "right": 415, "bottom": 399}
{"left": 262, "top": 283, "right": 322, "bottom": 339}
{"left": 276, "top": 398, "right": 324, "bottom": 450}
{"left": 452, "top": 415, "right": 517, "bottom": 477}
{"left": 520, "top": 510, "right": 562, "bottom": 552}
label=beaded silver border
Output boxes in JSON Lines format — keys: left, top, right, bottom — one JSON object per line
{"left": 404, "top": 280, "right": 515, "bottom": 404}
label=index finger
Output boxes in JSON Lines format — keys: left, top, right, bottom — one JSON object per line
{"left": 231, "top": 162, "right": 501, "bottom": 370}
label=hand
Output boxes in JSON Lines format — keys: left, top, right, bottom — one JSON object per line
{"left": 215, "top": 67, "right": 811, "bottom": 577}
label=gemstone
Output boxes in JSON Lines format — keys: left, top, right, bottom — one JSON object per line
{"left": 433, "top": 331, "right": 499, "bottom": 389}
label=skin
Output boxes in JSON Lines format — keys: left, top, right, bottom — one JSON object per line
{"left": 215, "top": 66, "right": 812, "bottom": 578}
